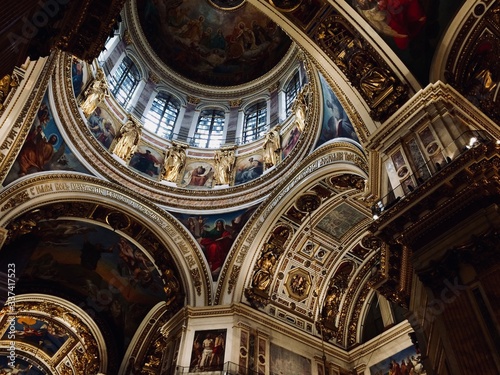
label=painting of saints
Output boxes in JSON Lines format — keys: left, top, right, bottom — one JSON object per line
{"left": 181, "top": 162, "right": 214, "bottom": 188}
{"left": 234, "top": 155, "right": 264, "bottom": 185}
{"left": 129, "top": 146, "right": 162, "bottom": 178}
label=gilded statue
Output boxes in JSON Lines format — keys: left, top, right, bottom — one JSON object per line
{"left": 0, "top": 74, "right": 18, "bottom": 111}
{"left": 80, "top": 69, "right": 109, "bottom": 118}
{"left": 263, "top": 127, "right": 281, "bottom": 168}
{"left": 214, "top": 149, "right": 235, "bottom": 185}
{"left": 113, "top": 116, "right": 141, "bottom": 160}
{"left": 162, "top": 143, "right": 186, "bottom": 183}
{"left": 251, "top": 243, "right": 278, "bottom": 292}
{"left": 291, "top": 83, "right": 310, "bottom": 131}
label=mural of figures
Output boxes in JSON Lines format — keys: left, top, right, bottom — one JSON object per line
{"left": 189, "top": 329, "right": 227, "bottom": 372}
{"left": 234, "top": 154, "right": 264, "bottom": 185}
{"left": 3, "top": 91, "right": 89, "bottom": 186}
{"left": 316, "top": 74, "right": 360, "bottom": 148}
{"left": 1, "top": 316, "right": 69, "bottom": 357}
{"left": 174, "top": 207, "right": 255, "bottom": 279}
{"left": 370, "top": 345, "right": 427, "bottom": 375}
{"left": 18, "top": 220, "right": 167, "bottom": 354}
{"left": 129, "top": 145, "right": 162, "bottom": 178}
{"left": 270, "top": 343, "right": 311, "bottom": 375}
{"left": 137, "top": 0, "right": 292, "bottom": 86}
{"left": 282, "top": 125, "right": 301, "bottom": 158}
{"left": 180, "top": 161, "right": 215, "bottom": 188}
{"left": 87, "top": 106, "right": 117, "bottom": 150}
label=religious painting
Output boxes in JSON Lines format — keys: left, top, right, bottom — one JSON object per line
{"left": 270, "top": 342, "right": 312, "bottom": 375}
{"left": 173, "top": 206, "right": 255, "bottom": 280}
{"left": 316, "top": 203, "right": 367, "bottom": 240}
{"left": 3, "top": 91, "right": 89, "bottom": 186}
{"left": 1, "top": 315, "right": 69, "bottom": 357}
{"left": 129, "top": 144, "right": 163, "bottom": 179}
{"left": 189, "top": 329, "right": 227, "bottom": 372}
{"left": 137, "top": 0, "right": 292, "bottom": 86}
{"left": 369, "top": 345, "right": 426, "bottom": 375}
{"left": 234, "top": 154, "right": 264, "bottom": 185}
{"left": 349, "top": 0, "right": 464, "bottom": 85}
{"left": 71, "top": 57, "right": 88, "bottom": 98}
{"left": 17, "top": 220, "right": 167, "bottom": 355}
{"left": 180, "top": 161, "right": 215, "bottom": 189}
{"left": 316, "top": 74, "right": 359, "bottom": 148}
{"left": 0, "top": 356, "right": 45, "bottom": 374}
{"left": 86, "top": 106, "right": 117, "bottom": 150}
{"left": 282, "top": 125, "right": 301, "bottom": 158}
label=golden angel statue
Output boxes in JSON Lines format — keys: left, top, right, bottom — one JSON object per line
{"left": 113, "top": 116, "right": 141, "bottom": 161}
{"left": 214, "top": 149, "right": 235, "bottom": 185}
{"left": 80, "top": 69, "right": 109, "bottom": 118}
{"left": 162, "top": 143, "right": 186, "bottom": 182}
{"left": 263, "top": 127, "right": 281, "bottom": 168}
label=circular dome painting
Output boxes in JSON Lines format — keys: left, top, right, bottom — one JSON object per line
{"left": 138, "top": 0, "right": 293, "bottom": 86}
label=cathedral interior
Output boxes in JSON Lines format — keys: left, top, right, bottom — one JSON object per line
{"left": 0, "top": 0, "right": 499, "bottom": 374}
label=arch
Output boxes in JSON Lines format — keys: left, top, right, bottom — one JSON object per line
{"left": 0, "top": 174, "right": 211, "bottom": 307}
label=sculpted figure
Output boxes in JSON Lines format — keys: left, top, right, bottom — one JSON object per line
{"left": 113, "top": 117, "right": 141, "bottom": 160}
{"left": 80, "top": 69, "right": 109, "bottom": 117}
{"left": 251, "top": 243, "right": 278, "bottom": 292}
{"left": 214, "top": 149, "right": 235, "bottom": 185}
{"left": 163, "top": 144, "right": 186, "bottom": 182}
{"left": 0, "top": 74, "right": 18, "bottom": 111}
{"left": 263, "top": 127, "right": 281, "bottom": 168}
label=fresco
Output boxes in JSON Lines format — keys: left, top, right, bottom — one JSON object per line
{"left": 189, "top": 329, "right": 227, "bottom": 372}
{"left": 1, "top": 315, "right": 69, "bottom": 357}
{"left": 180, "top": 161, "right": 215, "bottom": 189}
{"left": 270, "top": 343, "right": 311, "bottom": 375}
{"left": 18, "top": 220, "right": 166, "bottom": 352}
{"left": 86, "top": 106, "right": 117, "bottom": 150}
{"left": 129, "top": 144, "right": 163, "bottom": 179}
{"left": 3, "top": 91, "right": 89, "bottom": 186}
{"left": 316, "top": 74, "right": 359, "bottom": 148}
{"left": 349, "top": 0, "right": 465, "bottom": 84}
{"left": 370, "top": 345, "right": 427, "bottom": 375}
{"left": 71, "top": 57, "right": 87, "bottom": 98}
{"left": 173, "top": 207, "right": 255, "bottom": 280}
{"left": 137, "top": 0, "right": 292, "bottom": 86}
{"left": 282, "top": 125, "right": 301, "bottom": 158}
{"left": 0, "top": 356, "right": 45, "bottom": 374}
{"left": 234, "top": 154, "right": 264, "bottom": 185}
{"left": 316, "top": 203, "right": 367, "bottom": 240}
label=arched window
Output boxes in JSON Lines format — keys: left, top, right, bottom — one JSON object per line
{"left": 285, "top": 71, "right": 301, "bottom": 116}
{"left": 242, "top": 101, "right": 267, "bottom": 144}
{"left": 109, "top": 55, "right": 140, "bottom": 109}
{"left": 144, "top": 92, "right": 180, "bottom": 139}
{"left": 193, "top": 109, "right": 225, "bottom": 148}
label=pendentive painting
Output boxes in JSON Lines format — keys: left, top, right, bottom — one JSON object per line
{"left": 137, "top": 0, "right": 292, "bottom": 86}
{"left": 270, "top": 343, "right": 312, "bottom": 375}
{"left": 17, "top": 219, "right": 167, "bottom": 354}
{"left": 316, "top": 74, "right": 359, "bottom": 148}
{"left": 3, "top": 90, "right": 89, "bottom": 186}
{"left": 173, "top": 206, "right": 255, "bottom": 280}
{"left": 189, "top": 329, "right": 227, "bottom": 372}
{"left": 370, "top": 345, "right": 427, "bottom": 375}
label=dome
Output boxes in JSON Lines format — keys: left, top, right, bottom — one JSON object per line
{"left": 136, "top": 0, "right": 293, "bottom": 87}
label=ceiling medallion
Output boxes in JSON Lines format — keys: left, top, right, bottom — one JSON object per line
{"left": 269, "top": 0, "right": 302, "bottom": 12}
{"left": 295, "top": 193, "right": 321, "bottom": 213}
{"left": 208, "top": 0, "right": 246, "bottom": 10}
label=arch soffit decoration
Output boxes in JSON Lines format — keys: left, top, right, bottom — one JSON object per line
{"left": 219, "top": 141, "right": 371, "bottom": 301}
{"left": 0, "top": 174, "right": 211, "bottom": 307}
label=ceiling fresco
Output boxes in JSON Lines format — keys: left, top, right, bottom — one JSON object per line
{"left": 15, "top": 220, "right": 168, "bottom": 357}
{"left": 137, "top": 0, "right": 293, "bottom": 86}
{"left": 348, "top": 0, "right": 465, "bottom": 85}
